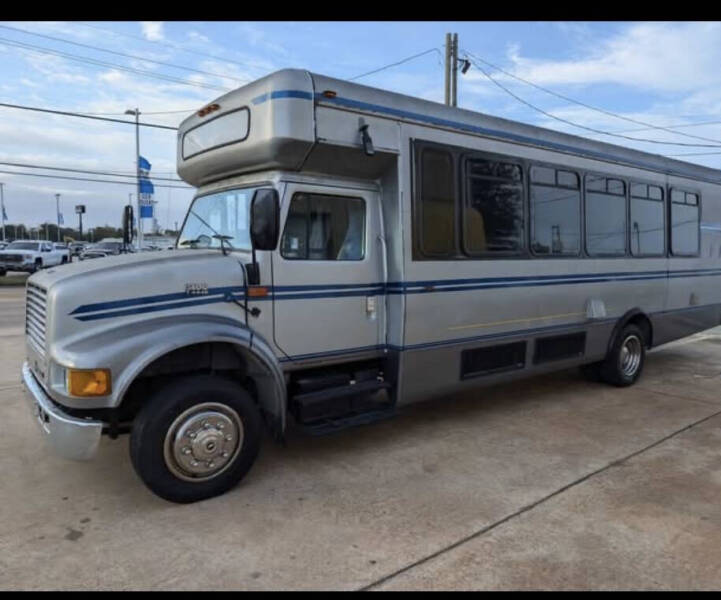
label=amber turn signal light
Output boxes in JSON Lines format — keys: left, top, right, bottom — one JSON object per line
{"left": 67, "top": 369, "right": 111, "bottom": 397}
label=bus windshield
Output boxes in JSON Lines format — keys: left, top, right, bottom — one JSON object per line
{"left": 178, "top": 187, "right": 259, "bottom": 250}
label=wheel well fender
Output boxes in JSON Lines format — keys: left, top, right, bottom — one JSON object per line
{"left": 60, "top": 313, "right": 287, "bottom": 435}
{"left": 607, "top": 309, "right": 653, "bottom": 353}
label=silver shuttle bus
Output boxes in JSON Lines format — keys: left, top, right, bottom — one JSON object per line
{"left": 21, "top": 69, "right": 721, "bottom": 502}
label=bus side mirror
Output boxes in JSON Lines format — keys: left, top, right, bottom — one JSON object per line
{"left": 250, "top": 188, "right": 280, "bottom": 251}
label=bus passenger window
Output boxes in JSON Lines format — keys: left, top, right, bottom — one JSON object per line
{"left": 530, "top": 166, "right": 580, "bottom": 256}
{"left": 280, "top": 192, "right": 365, "bottom": 261}
{"left": 462, "top": 157, "right": 524, "bottom": 255}
{"left": 671, "top": 189, "right": 700, "bottom": 256}
{"left": 630, "top": 184, "right": 665, "bottom": 256}
{"left": 420, "top": 148, "right": 456, "bottom": 256}
{"left": 585, "top": 176, "right": 627, "bottom": 256}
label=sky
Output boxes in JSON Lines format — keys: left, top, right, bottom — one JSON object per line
{"left": 2, "top": 21, "right": 721, "bottom": 234}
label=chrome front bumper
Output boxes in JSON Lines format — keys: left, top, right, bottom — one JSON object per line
{"left": 21, "top": 361, "right": 103, "bottom": 460}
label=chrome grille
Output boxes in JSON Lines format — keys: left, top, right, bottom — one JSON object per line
{"left": 26, "top": 282, "right": 47, "bottom": 356}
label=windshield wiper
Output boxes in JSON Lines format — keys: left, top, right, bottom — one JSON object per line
{"left": 183, "top": 210, "right": 236, "bottom": 254}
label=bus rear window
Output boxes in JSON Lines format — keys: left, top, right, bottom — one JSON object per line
{"left": 182, "top": 108, "right": 250, "bottom": 159}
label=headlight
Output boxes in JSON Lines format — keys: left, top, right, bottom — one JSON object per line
{"left": 66, "top": 369, "right": 112, "bottom": 397}
{"left": 24, "top": 254, "right": 33, "bottom": 260}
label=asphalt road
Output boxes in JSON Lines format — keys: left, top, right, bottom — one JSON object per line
{"left": 2, "top": 285, "right": 721, "bottom": 590}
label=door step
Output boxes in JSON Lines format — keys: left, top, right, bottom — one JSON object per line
{"left": 296, "top": 405, "right": 397, "bottom": 436}
{"left": 290, "top": 378, "right": 395, "bottom": 435}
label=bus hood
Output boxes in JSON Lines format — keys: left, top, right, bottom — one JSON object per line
{"left": 28, "top": 249, "right": 252, "bottom": 346}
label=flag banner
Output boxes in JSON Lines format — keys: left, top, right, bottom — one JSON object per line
{"left": 138, "top": 156, "right": 152, "bottom": 176}
{"left": 1, "top": 205, "right": 7, "bottom": 221}
{"left": 58, "top": 212, "right": 64, "bottom": 225}
{"left": 140, "top": 204, "right": 153, "bottom": 218}
{"left": 139, "top": 178, "right": 154, "bottom": 195}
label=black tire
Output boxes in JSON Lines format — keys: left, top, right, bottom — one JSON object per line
{"left": 0, "top": 268, "right": 6, "bottom": 277}
{"left": 579, "top": 361, "right": 603, "bottom": 382}
{"left": 599, "top": 324, "right": 646, "bottom": 387}
{"left": 61, "top": 256, "right": 68, "bottom": 264}
{"left": 130, "top": 375, "right": 262, "bottom": 503}
{"left": 31, "top": 259, "right": 42, "bottom": 273}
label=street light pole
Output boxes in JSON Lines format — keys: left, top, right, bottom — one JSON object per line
{"left": 0, "top": 182, "right": 5, "bottom": 242}
{"left": 126, "top": 108, "right": 142, "bottom": 251}
{"left": 55, "top": 193, "right": 61, "bottom": 242}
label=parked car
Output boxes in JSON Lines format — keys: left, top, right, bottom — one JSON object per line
{"left": 69, "top": 242, "right": 87, "bottom": 257}
{"left": 0, "top": 241, "right": 8, "bottom": 250}
{"left": 79, "top": 239, "right": 132, "bottom": 260}
{"left": 0, "top": 240, "right": 68, "bottom": 273}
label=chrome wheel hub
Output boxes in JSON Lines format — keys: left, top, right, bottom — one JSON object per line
{"left": 164, "top": 403, "right": 243, "bottom": 482}
{"left": 619, "top": 334, "right": 642, "bottom": 377}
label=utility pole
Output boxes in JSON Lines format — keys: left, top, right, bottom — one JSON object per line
{"left": 451, "top": 33, "right": 459, "bottom": 107}
{"left": 55, "top": 193, "right": 61, "bottom": 242}
{"left": 0, "top": 182, "right": 5, "bottom": 242}
{"left": 126, "top": 108, "right": 142, "bottom": 251}
{"left": 444, "top": 33, "right": 452, "bottom": 106}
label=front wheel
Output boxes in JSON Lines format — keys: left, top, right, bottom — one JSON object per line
{"left": 600, "top": 324, "right": 646, "bottom": 387}
{"left": 130, "top": 375, "right": 262, "bottom": 503}
{"left": 31, "top": 259, "right": 42, "bottom": 273}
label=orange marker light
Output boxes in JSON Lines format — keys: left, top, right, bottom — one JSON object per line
{"left": 322, "top": 90, "right": 337, "bottom": 98}
{"left": 67, "top": 369, "right": 111, "bottom": 397}
{"left": 247, "top": 286, "right": 269, "bottom": 298}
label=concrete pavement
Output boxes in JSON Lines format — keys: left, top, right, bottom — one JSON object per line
{"left": 1, "top": 286, "right": 721, "bottom": 590}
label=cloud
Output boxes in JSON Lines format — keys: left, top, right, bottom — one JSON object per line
{"left": 140, "top": 22, "right": 165, "bottom": 42}
{"left": 498, "top": 22, "right": 721, "bottom": 93}
{"left": 187, "top": 31, "right": 210, "bottom": 44}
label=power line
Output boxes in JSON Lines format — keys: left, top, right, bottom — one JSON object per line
{"left": 349, "top": 48, "right": 442, "bottom": 82}
{"left": 0, "top": 169, "right": 192, "bottom": 189}
{"left": 0, "top": 101, "right": 178, "bottom": 130}
{"left": 664, "top": 151, "right": 721, "bottom": 157}
{"left": 462, "top": 49, "right": 721, "bottom": 146}
{"left": 583, "top": 119, "right": 721, "bottom": 137}
{"left": 0, "top": 161, "right": 185, "bottom": 183}
{"left": 464, "top": 55, "right": 721, "bottom": 149}
{"left": 0, "top": 36, "right": 231, "bottom": 93}
{"left": 77, "top": 21, "right": 264, "bottom": 74}
{"left": 79, "top": 108, "right": 197, "bottom": 116}
{"left": 0, "top": 24, "right": 250, "bottom": 86}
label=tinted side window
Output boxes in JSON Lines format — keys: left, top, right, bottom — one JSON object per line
{"left": 585, "top": 175, "right": 627, "bottom": 256}
{"left": 463, "top": 158, "right": 524, "bottom": 255}
{"left": 630, "top": 184, "right": 665, "bottom": 256}
{"left": 530, "top": 166, "right": 580, "bottom": 256}
{"left": 420, "top": 148, "right": 456, "bottom": 256}
{"left": 671, "top": 189, "right": 700, "bottom": 256}
{"left": 280, "top": 193, "right": 365, "bottom": 260}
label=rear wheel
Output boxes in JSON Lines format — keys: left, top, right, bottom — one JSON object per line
{"left": 130, "top": 375, "right": 262, "bottom": 503}
{"left": 599, "top": 324, "right": 646, "bottom": 387}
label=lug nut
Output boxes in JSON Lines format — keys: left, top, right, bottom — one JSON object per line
{"left": 225, "top": 435, "right": 232, "bottom": 441}
{"left": 190, "top": 460, "right": 199, "bottom": 467}
{"left": 221, "top": 451, "right": 229, "bottom": 458}
{"left": 182, "top": 447, "right": 191, "bottom": 455}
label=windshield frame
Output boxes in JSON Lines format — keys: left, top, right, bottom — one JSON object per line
{"left": 177, "top": 182, "right": 273, "bottom": 251}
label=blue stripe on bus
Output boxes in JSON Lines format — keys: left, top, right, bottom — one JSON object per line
{"left": 252, "top": 90, "right": 314, "bottom": 105}
{"left": 70, "top": 268, "right": 721, "bottom": 321}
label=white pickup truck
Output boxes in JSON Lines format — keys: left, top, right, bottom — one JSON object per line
{"left": 0, "top": 240, "right": 69, "bottom": 275}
